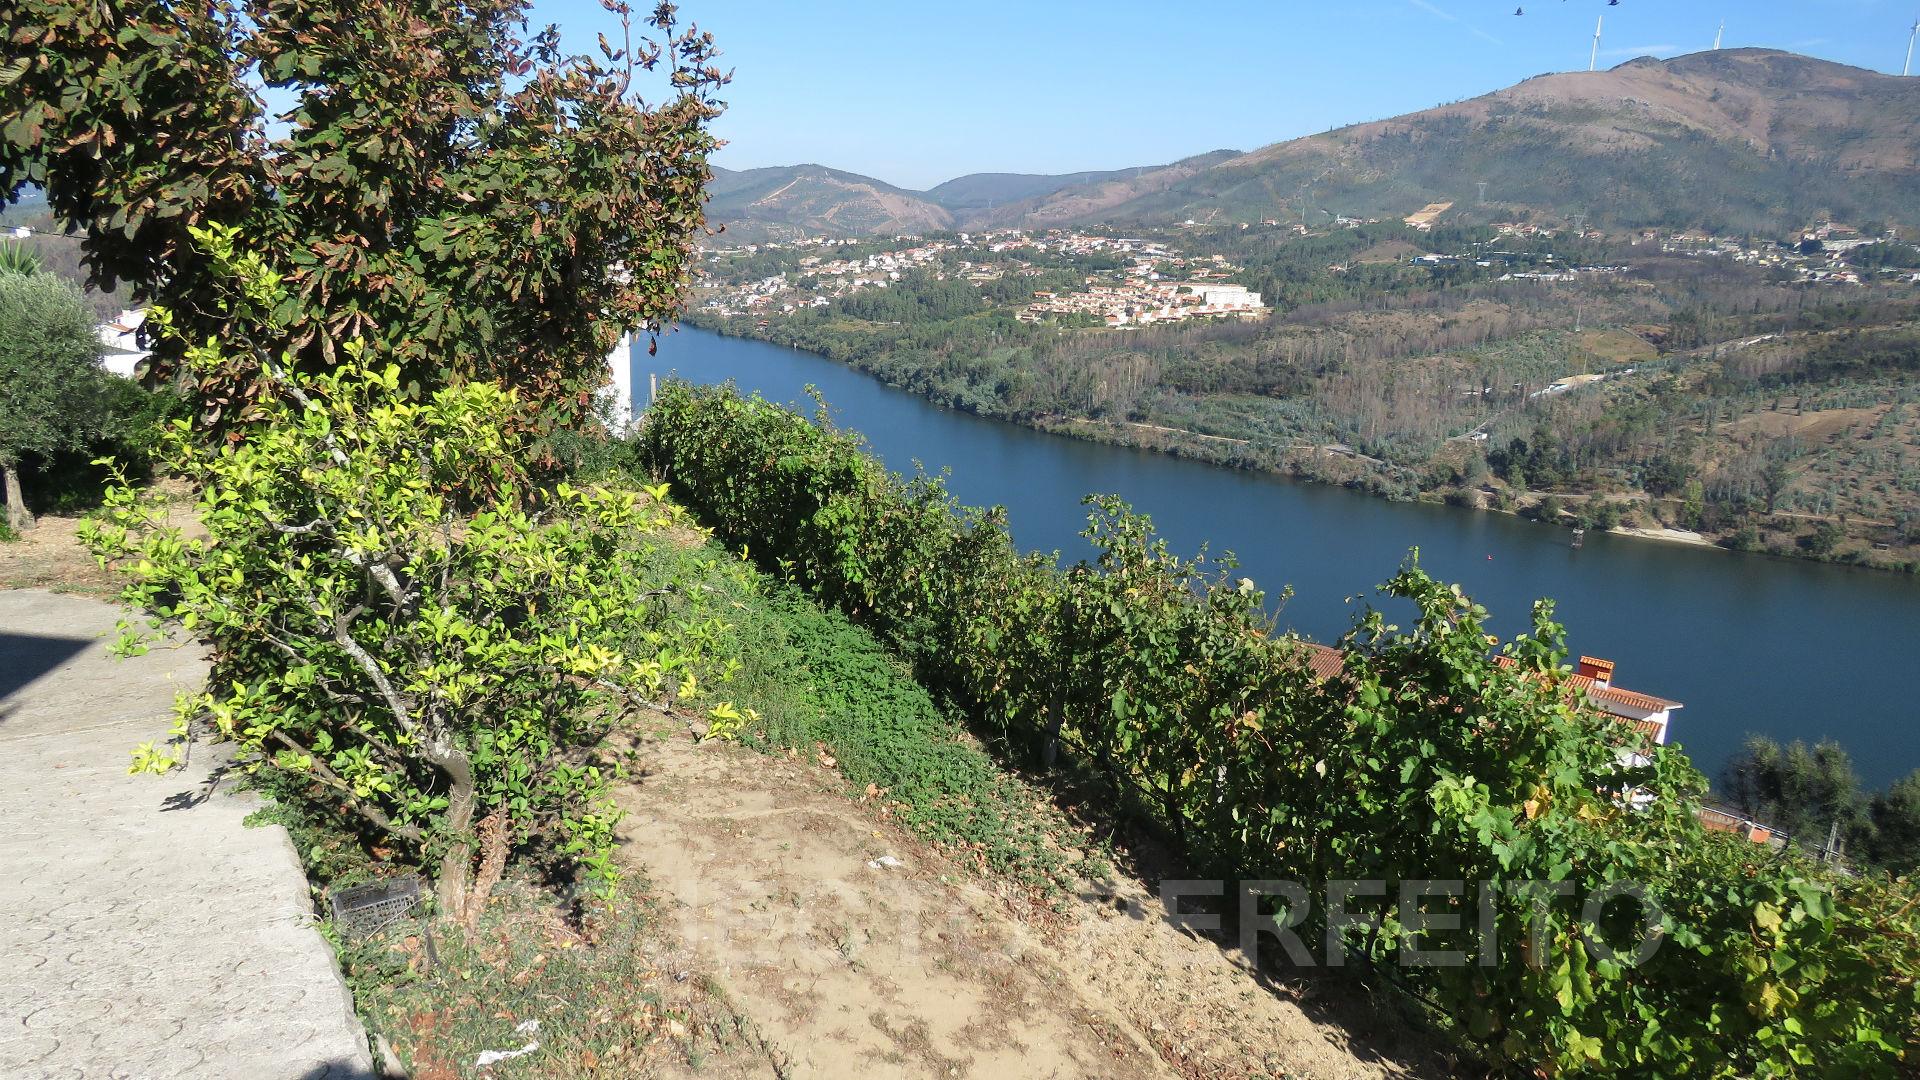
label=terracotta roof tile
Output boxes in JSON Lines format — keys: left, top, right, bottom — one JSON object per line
{"left": 1294, "top": 641, "right": 1347, "bottom": 682}
{"left": 1589, "top": 684, "right": 1684, "bottom": 713}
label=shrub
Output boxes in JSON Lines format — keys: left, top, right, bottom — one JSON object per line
{"left": 83, "top": 345, "right": 734, "bottom": 920}
{"left": 21, "top": 376, "right": 192, "bottom": 517}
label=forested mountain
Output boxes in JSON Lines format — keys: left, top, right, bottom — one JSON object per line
{"left": 928, "top": 154, "right": 1241, "bottom": 218}
{"left": 704, "top": 164, "right": 956, "bottom": 241}
{"left": 981, "top": 50, "right": 1920, "bottom": 235}
{"left": 922, "top": 169, "right": 1158, "bottom": 212}
{"left": 702, "top": 153, "right": 1244, "bottom": 240}
{"left": 713, "top": 50, "right": 1920, "bottom": 240}
{"left": 0, "top": 186, "right": 44, "bottom": 224}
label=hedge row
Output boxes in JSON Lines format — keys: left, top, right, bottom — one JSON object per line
{"left": 639, "top": 380, "right": 1919, "bottom": 1077}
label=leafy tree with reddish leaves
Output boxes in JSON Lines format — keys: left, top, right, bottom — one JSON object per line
{"left": 0, "top": 0, "right": 724, "bottom": 443}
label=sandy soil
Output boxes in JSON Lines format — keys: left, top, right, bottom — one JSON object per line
{"left": 1, "top": 482, "right": 198, "bottom": 595}
{"left": 1611, "top": 525, "right": 1719, "bottom": 548}
{"left": 615, "top": 733, "right": 1458, "bottom": 1080}
{"left": 0, "top": 515, "right": 120, "bottom": 594}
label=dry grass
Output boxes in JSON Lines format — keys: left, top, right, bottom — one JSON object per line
{"left": 344, "top": 880, "right": 778, "bottom": 1079}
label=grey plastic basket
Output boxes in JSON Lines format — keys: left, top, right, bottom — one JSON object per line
{"left": 329, "top": 875, "right": 424, "bottom": 939}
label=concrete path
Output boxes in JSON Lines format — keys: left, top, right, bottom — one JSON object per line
{"left": 0, "top": 590, "right": 373, "bottom": 1079}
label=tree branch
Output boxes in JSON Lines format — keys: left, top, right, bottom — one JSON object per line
{"left": 315, "top": 598, "right": 419, "bottom": 741}
{"left": 269, "top": 731, "right": 423, "bottom": 844}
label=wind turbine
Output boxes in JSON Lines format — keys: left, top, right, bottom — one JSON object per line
{"left": 1714, "top": 19, "right": 1725, "bottom": 51}
{"left": 1590, "top": 14, "right": 1604, "bottom": 72}
{"left": 1906, "top": 15, "right": 1919, "bottom": 77}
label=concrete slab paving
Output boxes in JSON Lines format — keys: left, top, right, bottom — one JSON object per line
{"left": 0, "top": 589, "right": 374, "bottom": 1079}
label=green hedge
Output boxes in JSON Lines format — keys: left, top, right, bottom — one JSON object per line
{"left": 639, "top": 379, "right": 1920, "bottom": 1077}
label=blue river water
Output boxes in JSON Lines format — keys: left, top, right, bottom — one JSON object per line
{"left": 637, "top": 326, "right": 1920, "bottom": 787}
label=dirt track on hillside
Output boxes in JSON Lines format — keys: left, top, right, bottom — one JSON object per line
{"left": 615, "top": 734, "right": 1459, "bottom": 1080}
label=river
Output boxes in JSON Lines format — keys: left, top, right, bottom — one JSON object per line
{"left": 635, "top": 326, "right": 1920, "bottom": 788}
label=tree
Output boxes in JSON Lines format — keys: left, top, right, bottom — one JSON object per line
{"left": 1800, "top": 519, "right": 1844, "bottom": 557}
{"left": 1719, "top": 736, "right": 1865, "bottom": 852}
{"left": 1865, "top": 772, "right": 1920, "bottom": 874}
{"left": 81, "top": 232, "right": 735, "bottom": 916}
{"left": 1, "top": 0, "right": 724, "bottom": 443}
{"left": 1761, "top": 457, "right": 1790, "bottom": 514}
{"left": 0, "top": 267, "right": 105, "bottom": 530}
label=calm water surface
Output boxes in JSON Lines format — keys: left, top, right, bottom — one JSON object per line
{"left": 637, "top": 327, "right": 1920, "bottom": 787}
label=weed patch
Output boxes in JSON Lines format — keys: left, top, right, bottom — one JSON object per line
{"left": 343, "top": 882, "right": 761, "bottom": 1079}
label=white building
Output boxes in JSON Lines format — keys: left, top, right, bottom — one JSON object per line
{"left": 96, "top": 308, "right": 148, "bottom": 378}
{"left": 1195, "top": 284, "right": 1263, "bottom": 309}
{"left": 1566, "top": 656, "right": 1682, "bottom": 747}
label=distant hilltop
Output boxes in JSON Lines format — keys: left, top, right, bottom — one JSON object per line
{"left": 706, "top": 49, "right": 1920, "bottom": 240}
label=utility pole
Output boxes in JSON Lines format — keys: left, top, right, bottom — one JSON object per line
{"left": 1590, "top": 15, "right": 1604, "bottom": 72}
{"left": 1476, "top": 180, "right": 1489, "bottom": 205}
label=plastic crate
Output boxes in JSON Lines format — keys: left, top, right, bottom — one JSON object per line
{"left": 329, "top": 875, "right": 424, "bottom": 939}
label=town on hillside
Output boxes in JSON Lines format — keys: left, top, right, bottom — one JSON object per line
{"left": 695, "top": 228, "right": 1270, "bottom": 326}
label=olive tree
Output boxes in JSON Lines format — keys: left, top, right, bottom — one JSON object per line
{"left": 0, "top": 267, "right": 105, "bottom": 531}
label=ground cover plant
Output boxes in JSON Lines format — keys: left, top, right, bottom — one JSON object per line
{"left": 339, "top": 881, "right": 765, "bottom": 1078}
{"left": 708, "top": 580, "right": 1094, "bottom": 894}
{"left": 640, "top": 378, "right": 1920, "bottom": 1077}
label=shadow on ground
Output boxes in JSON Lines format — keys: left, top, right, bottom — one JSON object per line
{"left": 0, "top": 631, "right": 94, "bottom": 715}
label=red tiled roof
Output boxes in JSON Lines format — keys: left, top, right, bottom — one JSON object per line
{"left": 1564, "top": 673, "right": 1683, "bottom": 712}
{"left": 1303, "top": 646, "right": 1679, "bottom": 720}
{"left": 1495, "top": 656, "right": 1681, "bottom": 715}
{"left": 1294, "top": 641, "right": 1346, "bottom": 682}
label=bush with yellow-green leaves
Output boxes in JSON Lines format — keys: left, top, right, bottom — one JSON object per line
{"left": 83, "top": 251, "right": 738, "bottom": 920}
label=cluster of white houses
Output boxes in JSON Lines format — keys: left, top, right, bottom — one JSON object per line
{"left": 1018, "top": 280, "right": 1267, "bottom": 327}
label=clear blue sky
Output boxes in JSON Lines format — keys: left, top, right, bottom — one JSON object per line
{"left": 534, "top": 0, "right": 1920, "bottom": 190}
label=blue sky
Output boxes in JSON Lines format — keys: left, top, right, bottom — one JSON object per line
{"left": 533, "top": 0, "right": 1920, "bottom": 190}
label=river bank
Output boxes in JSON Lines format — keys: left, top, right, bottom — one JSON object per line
{"left": 1613, "top": 525, "right": 1720, "bottom": 548}
{"left": 681, "top": 316, "right": 1920, "bottom": 576}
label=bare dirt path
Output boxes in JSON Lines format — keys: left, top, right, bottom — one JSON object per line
{"left": 616, "top": 733, "right": 1455, "bottom": 1080}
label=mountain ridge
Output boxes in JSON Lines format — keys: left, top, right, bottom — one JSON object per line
{"left": 706, "top": 49, "right": 1920, "bottom": 240}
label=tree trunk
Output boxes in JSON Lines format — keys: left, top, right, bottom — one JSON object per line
{"left": 461, "top": 811, "right": 509, "bottom": 931}
{"left": 3, "top": 462, "right": 33, "bottom": 533}
{"left": 428, "top": 736, "right": 478, "bottom": 918}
